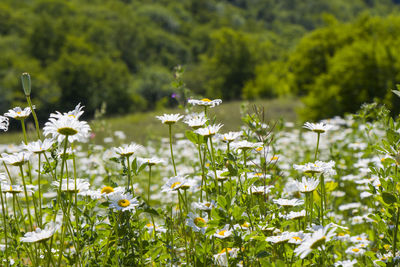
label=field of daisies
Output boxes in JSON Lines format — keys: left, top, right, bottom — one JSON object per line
{"left": 0, "top": 75, "right": 399, "bottom": 266}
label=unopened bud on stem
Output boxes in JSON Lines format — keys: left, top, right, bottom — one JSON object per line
{"left": 21, "top": 73, "right": 31, "bottom": 96}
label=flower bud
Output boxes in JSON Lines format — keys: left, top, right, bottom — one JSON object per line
{"left": 21, "top": 73, "right": 31, "bottom": 96}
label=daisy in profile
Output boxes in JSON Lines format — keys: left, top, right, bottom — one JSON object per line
{"left": 273, "top": 198, "right": 304, "bottom": 207}
{"left": 138, "top": 157, "right": 164, "bottom": 167}
{"left": 114, "top": 143, "right": 143, "bottom": 157}
{"left": 334, "top": 259, "right": 357, "bottom": 267}
{"left": 188, "top": 98, "right": 222, "bottom": 108}
{"left": 0, "top": 116, "right": 9, "bottom": 131}
{"left": 285, "top": 210, "right": 306, "bottom": 220}
{"left": 109, "top": 191, "right": 139, "bottom": 212}
{"left": 192, "top": 200, "right": 216, "bottom": 211}
{"left": 249, "top": 185, "right": 273, "bottom": 196}
{"left": 52, "top": 178, "right": 90, "bottom": 193}
{"left": 345, "top": 246, "right": 366, "bottom": 257}
{"left": 294, "top": 225, "right": 337, "bottom": 259}
{"left": 293, "top": 160, "right": 336, "bottom": 175}
{"left": 220, "top": 131, "right": 242, "bottom": 143}
{"left": 303, "top": 122, "right": 332, "bottom": 134}
{"left": 1, "top": 151, "right": 31, "bottom": 166}
{"left": 43, "top": 116, "right": 91, "bottom": 143}
{"left": 194, "top": 124, "right": 223, "bottom": 137}
{"left": 50, "top": 103, "right": 84, "bottom": 120}
{"left": 184, "top": 113, "right": 207, "bottom": 129}
{"left": 213, "top": 248, "right": 239, "bottom": 266}
{"left": 20, "top": 222, "right": 58, "bottom": 243}
{"left": 156, "top": 113, "right": 184, "bottom": 125}
{"left": 4, "top": 107, "right": 32, "bottom": 120}
{"left": 144, "top": 223, "right": 167, "bottom": 234}
{"left": 295, "top": 177, "right": 319, "bottom": 193}
{"left": 23, "top": 139, "right": 54, "bottom": 154}
{"left": 213, "top": 225, "right": 233, "bottom": 239}
{"left": 266, "top": 231, "right": 293, "bottom": 244}
{"left": 231, "top": 140, "right": 263, "bottom": 151}
{"left": 161, "top": 176, "right": 188, "bottom": 192}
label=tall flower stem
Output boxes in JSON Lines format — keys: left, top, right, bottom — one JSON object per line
{"left": 208, "top": 136, "right": 219, "bottom": 193}
{"left": 197, "top": 139, "right": 206, "bottom": 202}
{"left": 169, "top": 124, "right": 177, "bottom": 176}
{"left": 126, "top": 156, "right": 132, "bottom": 192}
{"left": 38, "top": 154, "right": 43, "bottom": 227}
{"left": 0, "top": 182, "right": 9, "bottom": 265}
{"left": 393, "top": 206, "right": 400, "bottom": 260}
{"left": 314, "top": 133, "right": 320, "bottom": 161}
{"left": 19, "top": 165, "right": 34, "bottom": 230}
{"left": 26, "top": 96, "right": 41, "bottom": 139}
{"left": 147, "top": 165, "right": 152, "bottom": 204}
{"left": 72, "top": 152, "right": 82, "bottom": 266}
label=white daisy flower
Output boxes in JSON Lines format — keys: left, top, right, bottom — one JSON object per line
{"left": 184, "top": 113, "right": 207, "bottom": 129}
{"left": 293, "top": 160, "right": 336, "bottom": 175}
{"left": 273, "top": 198, "right": 304, "bottom": 207}
{"left": 20, "top": 222, "right": 58, "bottom": 243}
{"left": 288, "top": 231, "right": 309, "bottom": 245}
{"left": 50, "top": 103, "right": 84, "bottom": 120}
{"left": 186, "top": 212, "right": 207, "bottom": 234}
{"left": 137, "top": 157, "right": 164, "bottom": 166}
{"left": 144, "top": 223, "right": 167, "bottom": 234}
{"left": 156, "top": 113, "right": 184, "bottom": 125}
{"left": 213, "top": 248, "right": 239, "bottom": 266}
{"left": 230, "top": 140, "right": 263, "bottom": 151}
{"left": 285, "top": 210, "right": 306, "bottom": 220}
{"left": 1, "top": 151, "right": 32, "bottom": 166}
{"left": 109, "top": 192, "right": 139, "bottom": 212}
{"left": 23, "top": 139, "right": 54, "bottom": 154}
{"left": 334, "top": 259, "right": 357, "bottom": 267}
{"left": 0, "top": 116, "right": 9, "bottom": 131}
{"left": 52, "top": 178, "right": 90, "bottom": 193}
{"left": 220, "top": 131, "right": 242, "bottom": 143}
{"left": 345, "top": 246, "right": 366, "bottom": 256}
{"left": 266, "top": 231, "right": 293, "bottom": 244}
{"left": 294, "top": 225, "right": 336, "bottom": 259}
{"left": 192, "top": 200, "right": 216, "bottom": 211}
{"left": 303, "top": 122, "right": 332, "bottom": 133}
{"left": 248, "top": 185, "right": 273, "bottom": 195}
{"left": 4, "top": 107, "right": 32, "bottom": 120}
{"left": 295, "top": 177, "right": 319, "bottom": 193}
{"left": 114, "top": 143, "right": 143, "bottom": 157}
{"left": 188, "top": 98, "right": 222, "bottom": 108}
{"left": 43, "top": 115, "right": 91, "bottom": 143}
{"left": 213, "top": 225, "right": 232, "bottom": 239}
{"left": 161, "top": 176, "right": 188, "bottom": 192}
{"left": 194, "top": 124, "right": 223, "bottom": 137}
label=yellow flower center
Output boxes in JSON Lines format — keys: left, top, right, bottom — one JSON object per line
{"left": 338, "top": 233, "right": 345, "bottom": 236}
{"left": 205, "top": 203, "right": 211, "bottom": 207}
{"left": 57, "top": 127, "right": 78, "bottom": 136}
{"left": 356, "top": 237, "right": 362, "bottom": 241}
{"left": 17, "top": 111, "right": 21, "bottom": 115}
{"left": 201, "top": 98, "right": 211, "bottom": 102}
{"left": 118, "top": 199, "right": 130, "bottom": 207}
{"left": 292, "top": 236, "right": 302, "bottom": 241}
{"left": 171, "top": 182, "right": 181, "bottom": 189}
{"left": 68, "top": 114, "right": 76, "bottom": 118}
{"left": 310, "top": 236, "right": 326, "bottom": 249}
{"left": 101, "top": 186, "right": 114, "bottom": 194}
{"left": 352, "top": 248, "right": 360, "bottom": 253}
{"left": 146, "top": 223, "right": 153, "bottom": 227}
{"left": 219, "top": 248, "right": 232, "bottom": 254}
{"left": 271, "top": 156, "right": 279, "bottom": 160}
{"left": 194, "top": 217, "right": 206, "bottom": 227}
{"left": 218, "top": 230, "right": 227, "bottom": 236}
{"left": 384, "top": 244, "right": 390, "bottom": 250}
{"left": 241, "top": 222, "right": 249, "bottom": 228}
{"left": 381, "top": 158, "right": 385, "bottom": 162}
{"left": 255, "top": 147, "right": 263, "bottom": 152}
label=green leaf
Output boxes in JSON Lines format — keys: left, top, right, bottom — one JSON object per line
{"left": 217, "top": 195, "right": 227, "bottom": 209}
{"left": 382, "top": 192, "right": 397, "bottom": 204}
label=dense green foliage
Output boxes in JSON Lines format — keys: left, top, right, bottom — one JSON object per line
{"left": 0, "top": 0, "right": 399, "bottom": 120}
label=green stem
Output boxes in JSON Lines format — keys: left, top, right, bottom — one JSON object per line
{"left": 393, "top": 206, "right": 400, "bottom": 260}
{"left": 148, "top": 165, "right": 152, "bottom": 204}
{"left": 208, "top": 136, "right": 219, "bottom": 193}
{"left": 26, "top": 96, "right": 41, "bottom": 139}
{"left": 126, "top": 156, "right": 132, "bottom": 192}
{"left": 20, "top": 119, "right": 28, "bottom": 145}
{"left": 0, "top": 182, "right": 9, "bottom": 265}
{"left": 169, "top": 124, "right": 177, "bottom": 176}
{"left": 38, "top": 154, "right": 43, "bottom": 227}
{"left": 19, "top": 165, "right": 34, "bottom": 230}
{"left": 314, "top": 133, "right": 320, "bottom": 162}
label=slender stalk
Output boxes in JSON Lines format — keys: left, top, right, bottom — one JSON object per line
{"left": 26, "top": 96, "right": 41, "bottom": 139}
{"left": 38, "top": 153, "right": 43, "bottom": 227}
{"left": 72, "top": 152, "right": 82, "bottom": 266}
{"left": 169, "top": 124, "right": 177, "bottom": 176}
{"left": 393, "top": 206, "right": 400, "bottom": 260}
{"left": 0, "top": 182, "right": 9, "bottom": 266}
{"left": 314, "top": 133, "right": 320, "bottom": 162}
{"left": 19, "top": 165, "right": 34, "bottom": 230}
{"left": 20, "top": 119, "right": 28, "bottom": 145}
{"left": 126, "top": 156, "right": 132, "bottom": 192}
{"left": 147, "top": 165, "right": 152, "bottom": 203}
{"left": 208, "top": 136, "right": 219, "bottom": 193}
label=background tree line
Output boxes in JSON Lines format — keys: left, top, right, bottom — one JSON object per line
{"left": 0, "top": 0, "right": 399, "bottom": 121}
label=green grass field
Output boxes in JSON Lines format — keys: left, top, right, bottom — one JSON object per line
{"left": 0, "top": 97, "right": 301, "bottom": 145}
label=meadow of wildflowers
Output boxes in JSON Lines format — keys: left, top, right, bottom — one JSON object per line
{"left": 0, "top": 74, "right": 399, "bottom": 266}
